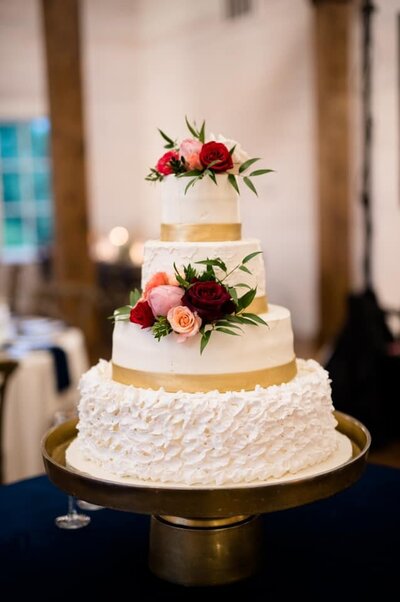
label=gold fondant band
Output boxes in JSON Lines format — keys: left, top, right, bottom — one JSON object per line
{"left": 112, "top": 357, "right": 297, "bottom": 393}
{"left": 247, "top": 296, "right": 268, "bottom": 314}
{"left": 160, "top": 223, "right": 242, "bottom": 242}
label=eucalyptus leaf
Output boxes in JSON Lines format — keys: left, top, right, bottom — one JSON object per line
{"left": 239, "top": 158, "right": 260, "bottom": 174}
{"left": 243, "top": 177, "right": 258, "bottom": 196}
{"left": 228, "top": 173, "right": 240, "bottom": 194}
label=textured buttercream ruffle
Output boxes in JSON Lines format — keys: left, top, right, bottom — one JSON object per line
{"left": 76, "top": 359, "right": 338, "bottom": 486}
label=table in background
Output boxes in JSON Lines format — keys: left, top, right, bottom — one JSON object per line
{"left": 3, "top": 327, "right": 88, "bottom": 483}
{"left": 0, "top": 465, "right": 399, "bottom": 599}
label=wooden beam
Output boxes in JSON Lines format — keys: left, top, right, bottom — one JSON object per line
{"left": 41, "top": 0, "right": 98, "bottom": 362}
{"left": 313, "top": 0, "right": 354, "bottom": 344}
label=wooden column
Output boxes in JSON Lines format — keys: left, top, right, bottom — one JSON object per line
{"left": 41, "top": 0, "right": 98, "bottom": 362}
{"left": 313, "top": 0, "right": 354, "bottom": 344}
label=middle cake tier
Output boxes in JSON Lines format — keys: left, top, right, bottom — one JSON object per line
{"left": 142, "top": 238, "right": 267, "bottom": 305}
{"left": 112, "top": 304, "right": 296, "bottom": 393}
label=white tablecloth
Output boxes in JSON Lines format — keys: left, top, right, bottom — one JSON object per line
{"left": 3, "top": 328, "right": 89, "bottom": 483}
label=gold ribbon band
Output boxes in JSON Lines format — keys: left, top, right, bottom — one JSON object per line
{"left": 112, "top": 357, "right": 297, "bottom": 393}
{"left": 247, "top": 295, "right": 268, "bottom": 314}
{"left": 160, "top": 223, "right": 242, "bottom": 242}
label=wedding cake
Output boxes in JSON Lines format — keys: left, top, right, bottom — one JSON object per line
{"left": 74, "top": 121, "right": 342, "bottom": 486}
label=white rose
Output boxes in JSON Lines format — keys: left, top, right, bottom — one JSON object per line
{"left": 209, "top": 133, "right": 250, "bottom": 174}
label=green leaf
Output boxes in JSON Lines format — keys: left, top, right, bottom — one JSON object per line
{"left": 129, "top": 289, "right": 141, "bottom": 306}
{"left": 242, "top": 251, "right": 262, "bottom": 264}
{"left": 205, "top": 159, "right": 222, "bottom": 169}
{"left": 185, "top": 116, "right": 198, "bottom": 139}
{"left": 237, "top": 288, "right": 257, "bottom": 310}
{"left": 215, "top": 320, "right": 243, "bottom": 331}
{"left": 173, "top": 262, "right": 189, "bottom": 288}
{"left": 215, "top": 327, "right": 240, "bottom": 336}
{"left": 241, "top": 312, "right": 268, "bottom": 326}
{"left": 229, "top": 144, "right": 236, "bottom": 156}
{"left": 200, "top": 330, "right": 212, "bottom": 354}
{"left": 113, "top": 305, "right": 132, "bottom": 315}
{"left": 249, "top": 169, "right": 274, "bottom": 177}
{"left": 185, "top": 178, "right": 198, "bottom": 194}
{"left": 227, "top": 286, "right": 238, "bottom": 305}
{"left": 183, "top": 264, "right": 198, "bottom": 282}
{"left": 152, "top": 316, "right": 173, "bottom": 341}
{"left": 178, "top": 169, "right": 203, "bottom": 177}
{"left": 243, "top": 177, "right": 258, "bottom": 196}
{"left": 158, "top": 128, "right": 176, "bottom": 149}
{"left": 239, "top": 265, "right": 251, "bottom": 274}
{"left": 195, "top": 258, "right": 227, "bottom": 272}
{"left": 239, "top": 158, "right": 260, "bottom": 174}
{"left": 227, "top": 173, "right": 240, "bottom": 194}
{"left": 234, "top": 282, "right": 252, "bottom": 289}
{"left": 231, "top": 315, "right": 259, "bottom": 325}
{"left": 199, "top": 120, "right": 206, "bottom": 143}
{"left": 208, "top": 170, "right": 217, "bottom": 185}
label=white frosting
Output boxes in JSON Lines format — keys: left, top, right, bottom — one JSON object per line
{"left": 161, "top": 174, "right": 240, "bottom": 225}
{"left": 76, "top": 359, "right": 339, "bottom": 486}
{"left": 142, "top": 238, "right": 266, "bottom": 297}
{"left": 112, "top": 305, "right": 294, "bottom": 376}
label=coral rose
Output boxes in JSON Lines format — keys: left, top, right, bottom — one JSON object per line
{"left": 129, "top": 300, "right": 155, "bottom": 329}
{"left": 167, "top": 306, "right": 202, "bottom": 343}
{"left": 179, "top": 138, "right": 202, "bottom": 171}
{"left": 199, "top": 141, "right": 233, "bottom": 173}
{"left": 148, "top": 285, "right": 184, "bottom": 317}
{"left": 182, "top": 281, "right": 235, "bottom": 323}
{"left": 143, "top": 272, "right": 178, "bottom": 299}
{"left": 156, "top": 150, "right": 179, "bottom": 175}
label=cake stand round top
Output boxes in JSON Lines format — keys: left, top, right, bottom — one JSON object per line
{"left": 42, "top": 411, "right": 370, "bottom": 518}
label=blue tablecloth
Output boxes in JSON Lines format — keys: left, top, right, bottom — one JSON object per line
{"left": 1, "top": 465, "right": 399, "bottom": 599}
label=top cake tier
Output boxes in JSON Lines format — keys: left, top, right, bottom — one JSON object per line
{"left": 160, "top": 174, "right": 240, "bottom": 243}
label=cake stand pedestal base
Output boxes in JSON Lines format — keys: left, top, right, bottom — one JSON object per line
{"left": 149, "top": 514, "right": 261, "bottom": 586}
{"left": 42, "top": 411, "right": 370, "bottom": 587}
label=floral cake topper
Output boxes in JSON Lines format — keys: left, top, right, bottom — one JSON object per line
{"left": 111, "top": 252, "right": 267, "bottom": 353}
{"left": 145, "top": 117, "right": 272, "bottom": 195}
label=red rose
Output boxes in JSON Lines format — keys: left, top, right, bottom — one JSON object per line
{"left": 199, "top": 141, "right": 233, "bottom": 173}
{"left": 182, "top": 281, "right": 235, "bottom": 323}
{"left": 130, "top": 300, "right": 155, "bottom": 329}
{"left": 156, "top": 151, "right": 179, "bottom": 175}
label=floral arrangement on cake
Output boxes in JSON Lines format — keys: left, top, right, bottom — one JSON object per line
{"left": 111, "top": 252, "right": 267, "bottom": 353}
{"left": 145, "top": 117, "right": 272, "bottom": 195}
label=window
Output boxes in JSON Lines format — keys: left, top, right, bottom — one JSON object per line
{"left": 0, "top": 118, "right": 53, "bottom": 263}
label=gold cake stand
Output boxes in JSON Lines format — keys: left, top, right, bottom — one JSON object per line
{"left": 42, "top": 411, "right": 370, "bottom": 587}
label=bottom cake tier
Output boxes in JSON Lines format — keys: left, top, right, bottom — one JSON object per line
{"left": 76, "top": 359, "right": 339, "bottom": 486}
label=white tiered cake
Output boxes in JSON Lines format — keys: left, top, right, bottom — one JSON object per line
{"left": 74, "top": 173, "right": 345, "bottom": 486}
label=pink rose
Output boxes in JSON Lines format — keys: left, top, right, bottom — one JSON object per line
{"left": 167, "top": 305, "right": 202, "bottom": 343}
{"left": 179, "top": 138, "right": 202, "bottom": 171}
{"left": 148, "top": 285, "right": 184, "bottom": 317}
{"left": 143, "top": 272, "right": 177, "bottom": 299}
